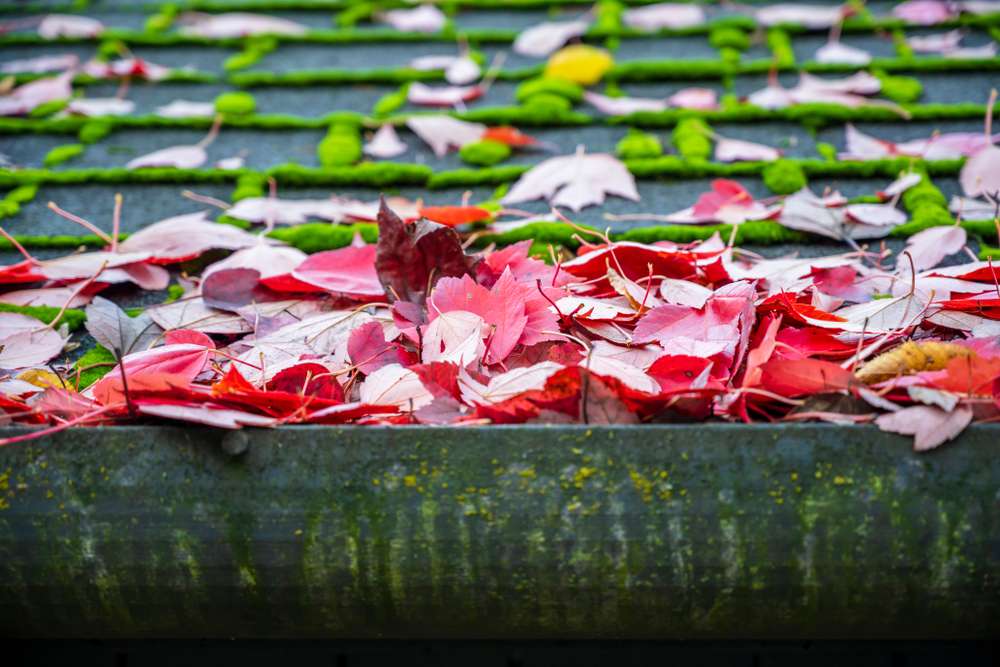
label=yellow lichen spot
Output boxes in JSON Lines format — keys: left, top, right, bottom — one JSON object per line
{"left": 403, "top": 475, "right": 417, "bottom": 488}
{"left": 833, "top": 475, "right": 851, "bottom": 485}
{"left": 372, "top": 478, "right": 380, "bottom": 485}
{"left": 790, "top": 472, "right": 798, "bottom": 481}
{"left": 294, "top": 529, "right": 303, "bottom": 536}
{"left": 519, "top": 467, "right": 537, "bottom": 480}
{"left": 815, "top": 471, "right": 823, "bottom": 479}
{"left": 629, "top": 469, "right": 654, "bottom": 503}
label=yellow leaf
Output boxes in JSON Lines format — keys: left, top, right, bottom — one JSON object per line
{"left": 544, "top": 45, "right": 614, "bottom": 85}
{"left": 16, "top": 368, "right": 65, "bottom": 390}
{"left": 854, "top": 341, "right": 972, "bottom": 384}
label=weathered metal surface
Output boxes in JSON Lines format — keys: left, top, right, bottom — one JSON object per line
{"left": 0, "top": 424, "right": 998, "bottom": 639}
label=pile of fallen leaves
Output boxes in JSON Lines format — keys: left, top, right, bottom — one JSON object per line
{"left": 2, "top": 194, "right": 1000, "bottom": 452}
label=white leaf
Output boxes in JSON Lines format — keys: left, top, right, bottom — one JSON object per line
{"left": 659, "top": 278, "right": 713, "bottom": 308}
{"left": 406, "top": 115, "right": 485, "bottom": 157}
{"left": 379, "top": 5, "right": 447, "bottom": 33}
{"left": 179, "top": 12, "right": 306, "bottom": 38}
{"left": 407, "top": 81, "right": 481, "bottom": 107}
{"left": 949, "top": 195, "right": 997, "bottom": 219}
{"left": 622, "top": 3, "right": 705, "bottom": 30}
{"left": 714, "top": 136, "right": 781, "bottom": 162}
{"left": 38, "top": 14, "right": 103, "bottom": 39}
{"left": 876, "top": 405, "right": 972, "bottom": 452}
{"left": 1, "top": 54, "right": 78, "bottom": 74}
{"left": 815, "top": 40, "right": 872, "bottom": 66}
{"left": 66, "top": 97, "right": 135, "bottom": 117}
{"left": 422, "top": 310, "right": 486, "bottom": 366}
{"left": 667, "top": 87, "right": 719, "bottom": 110}
{"left": 155, "top": 100, "right": 215, "bottom": 118}
{"left": 445, "top": 57, "right": 481, "bottom": 85}
{"left": 844, "top": 203, "right": 907, "bottom": 227}
{"left": 960, "top": 145, "right": 1000, "bottom": 197}
{"left": 359, "top": 364, "right": 434, "bottom": 410}
{"left": 756, "top": 4, "right": 844, "bottom": 28}
{"left": 583, "top": 91, "right": 667, "bottom": 115}
{"left": 907, "top": 386, "right": 959, "bottom": 412}
{"left": 903, "top": 225, "right": 967, "bottom": 272}
{"left": 127, "top": 144, "right": 207, "bottom": 170}
{"left": 513, "top": 20, "right": 589, "bottom": 58}
{"left": 501, "top": 148, "right": 639, "bottom": 212}
{"left": 364, "top": 124, "right": 408, "bottom": 159}
{"left": 0, "top": 71, "right": 73, "bottom": 117}
{"left": 460, "top": 361, "right": 563, "bottom": 405}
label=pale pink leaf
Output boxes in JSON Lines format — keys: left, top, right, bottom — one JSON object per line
{"left": 38, "top": 14, "right": 103, "bottom": 39}
{"left": 583, "top": 91, "right": 667, "bottom": 115}
{"left": 290, "top": 245, "right": 384, "bottom": 298}
{"left": 844, "top": 203, "right": 907, "bottom": 227}
{"left": 155, "top": 100, "right": 215, "bottom": 118}
{"left": 756, "top": 4, "right": 844, "bottom": 28}
{"left": 179, "top": 12, "right": 306, "bottom": 37}
{"left": 893, "top": 0, "right": 956, "bottom": 24}
{"left": 407, "top": 81, "right": 482, "bottom": 107}
{"left": 714, "top": 136, "right": 781, "bottom": 162}
{"left": 379, "top": 5, "right": 447, "bottom": 33}
{"left": 1, "top": 53, "right": 78, "bottom": 74}
{"left": 960, "top": 145, "right": 1000, "bottom": 197}
{"left": 137, "top": 401, "right": 277, "bottom": 429}
{"left": 445, "top": 57, "right": 481, "bottom": 85}
{"left": 907, "top": 29, "right": 964, "bottom": 53}
{"left": 118, "top": 211, "right": 258, "bottom": 262}
{"left": 667, "top": 87, "right": 718, "bottom": 110}
{"left": 622, "top": 3, "right": 705, "bottom": 30}
{"left": 875, "top": 405, "right": 972, "bottom": 451}
{"left": 364, "top": 124, "right": 408, "bottom": 159}
{"left": 814, "top": 40, "right": 872, "bottom": 65}
{"left": 659, "top": 278, "right": 713, "bottom": 308}
{"left": 0, "top": 71, "right": 73, "bottom": 116}
{"left": 203, "top": 243, "right": 307, "bottom": 280}
{"left": 949, "top": 195, "right": 996, "bottom": 219}
{"left": 501, "top": 148, "right": 639, "bottom": 212}
{"left": 459, "top": 361, "right": 563, "bottom": 405}
{"left": 904, "top": 225, "right": 967, "bottom": 272}
{"left": 66, "top": 97, "right": 135, "bottom": 117}
{"left": 513, "top": 20, "right": 589, "bottom": 57}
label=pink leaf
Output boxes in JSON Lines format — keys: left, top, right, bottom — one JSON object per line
{"left": 348, "top": 321, "right": 403, "bottom": 374}
{"left": 379, "top": 5, "right": 447, "bottom": 33}
{"left": 0, "top": 71, "right": 72, "bottom": 116}
{"left": 0, "top": 314, "right": 68, "bottom": 369}
{"left": 501, "top": 147, "right": 639, "bottom": 212}
{"left": 203, "top": 243, "right": 307, "bottom": 280}
{"left": 289, "top": 244, "right": 384, "bottom": 298}
{"left": 875, "top": 405, "right": 973, "bottom": 451}
{"left": 91, "top": 343, "right": 211, "bottom": 405}
{"left": 513, "top": 20, "right": 590, "bottom": 57}
{"left": 622, "top": 3, "right": 705, "bottom": 30}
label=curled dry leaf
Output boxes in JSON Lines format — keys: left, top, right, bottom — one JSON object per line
{"left": 501, "top": 147, "right": 640, "bottom": 212}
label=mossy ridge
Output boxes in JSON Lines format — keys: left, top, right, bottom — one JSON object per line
{"left": 0, "top": 303, "right": 86, "bottom": 331}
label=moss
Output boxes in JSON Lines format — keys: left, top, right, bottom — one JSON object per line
{"left": 980, "top": 244, "right": 1000, "bottom": 260}
{"left": 816, "top": 142, "right": 837, "bottom": 162}
{"left": 875, "top": 72, "right": 923, "bottom": 104}
{"left": 144, "top": 4, "right": 178, "bottom": 33}
{"left": 609, "top": 59, "right": 730, "bottom": 81}
{"left": 372, "top": 83, "right": 411, "bottom": 117}
{"left": 459, "top": 139, "right": 512, "bottom": 167}
{"left": 224, "top": 35, "right": 278, "bottom": 72}
{"left": 232, "top": 173, "right": 267, "bottom": 201}
{"left": 891, "top": 207, "right": 955, "bottom": 236}
{"left": 317, "top": 123, "right": 363, "bottom": 167}
{"left": 165, "top": 283, "right": 186, "bottom": 303}
{"left": 0, "top": 303, "right": 86, "bottom": 331}
{"left": 901, "top": 180, "right": 949, "bottom": 211}
{"left": 616, "top": 129, "right": 663, "bottom": 160}
{"left": 215, "top": 91, "right": 257, "bottom": 115}
{"left": 767, "top": 29, "right": 795, "bottom": 67}
{"left": 42, "top": 143, "right": 85, "bottom": 167}
{"left": 520, "top": 93, "right": 573, "bottom": 114}
{"left": 267, "top": 222, "right": 378, "bottom": 252}
{"left": 710, "top": 26, "right": 750, "bottom": 52}
{"left": 427, "top": 165, "right": 529, "bottom": 190}
{"left": 74, "top": 345, "right": 116, "bottom": 389}
{"left": 268, "top": 161, "right": 431, "bottom": 187}
{"left": 6, "top": 184, "right": 38, "bottom": 205}
{"left": 593, "top": 0, "right": 624, "bottom": 33}
{"left": 78, "top": 119, "right": 113, "bottom": 144}
{"left": 672, "top": 118, "right": 712, "bottom": 161}
{"left": 762, "top": 159, "right": 807, "bottom": 195}
{"left": 515, "top": 77, "right": 584, "bottom": 104}
{"left": 29, "top": 99, "right": 68, "bottom": 119}
{"left": 336, "top": 1, "right": 376, "bottom": 28}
